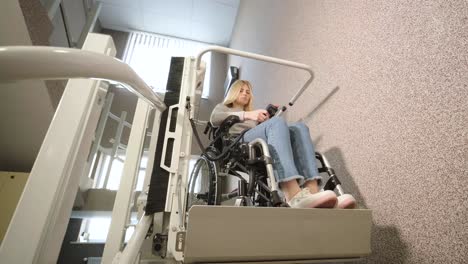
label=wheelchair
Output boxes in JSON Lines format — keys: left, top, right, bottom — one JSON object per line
{"left": 187, "top": 115, "right": 351, "bottom": 210}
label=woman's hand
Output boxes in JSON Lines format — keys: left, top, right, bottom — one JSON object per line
{"left": 244, "top": 109, "right": 269, "bottom": 122}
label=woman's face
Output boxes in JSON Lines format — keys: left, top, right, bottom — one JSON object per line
{"left": 234, "top": 84, "right": 251, "bottom": 107}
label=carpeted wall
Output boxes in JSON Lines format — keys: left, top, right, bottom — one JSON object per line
{"left": 228, "top": 1, "right": 467, "bottom": 263}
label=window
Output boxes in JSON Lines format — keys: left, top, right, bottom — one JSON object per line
{"left": 79, "top": 149, "right": 147, "bottom": 244}
{"left": 93, "top": 150, "right": 148, "bottom": 191}
{"left": 123, "top": 32, "right": 211, "bottom": 98}
{"left": 78, "top": 216, "right": 137, "bottom": 243}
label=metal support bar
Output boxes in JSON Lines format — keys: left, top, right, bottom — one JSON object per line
{"left": 102, "top": 99, "right": 151, "bottom": 264}
{"left": 43, "top": 0, "right": 62, "bottom": 19}
{"left": 59, "top": 3, "right": 74, "bottom": 47}
{"left": 102, "top": 111, "right": 127, "bottom": 189}
{"left": 89, "top": 92, "right": 114, "bottom": 162}
{"left": 109, "top": 112, "right": 133, "bottom": 128}
{"left": 84, "top": 92, "right": 114, "bottom": 183}
{"left": 77, "top": 2, "right": 103, "bottom": 49}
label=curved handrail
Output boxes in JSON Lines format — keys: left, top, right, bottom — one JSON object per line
{"left": 0, "top": 46, "right": 166, "bottom": 111}
{"left": 196, "top": 46, "right": 314, "bottom": 112}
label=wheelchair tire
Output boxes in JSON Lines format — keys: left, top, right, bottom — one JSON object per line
{"left": 187, "top": 156, "right": 222, "bottom": 209}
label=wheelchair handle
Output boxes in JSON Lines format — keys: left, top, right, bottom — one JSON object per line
{"left": 196, "top": 46, "right": 315, "bottom": 113}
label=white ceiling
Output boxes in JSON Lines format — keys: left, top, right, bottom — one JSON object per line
{"left": 97, "top": 0, "right": 240, "bottom": 46}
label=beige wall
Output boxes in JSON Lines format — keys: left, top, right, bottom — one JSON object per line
{"left": 0, "top": 171, "right": 29, "bottom": 242}
{"left": 229, "top": 1, "right": 467, "bottom": 263}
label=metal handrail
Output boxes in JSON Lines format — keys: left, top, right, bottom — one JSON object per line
{"left": 0, "top": 46, "right": 166, "bottom": 112}
{"left": 196, "top": 46, "right": 314, "bottom": 113}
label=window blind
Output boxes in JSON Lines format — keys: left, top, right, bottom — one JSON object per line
{"left": 123, "top": 31, "right": 211, "bottom": 97}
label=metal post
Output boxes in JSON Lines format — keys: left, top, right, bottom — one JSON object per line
{"left": 163, "top": 57, "right": 204, "bottom": 262}
{"left": 88, "top": 92, "right": 114, "bottom": 164}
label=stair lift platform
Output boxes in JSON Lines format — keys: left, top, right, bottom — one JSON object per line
{"left": 183, "top": 206, "right": 371, "bottom": 263}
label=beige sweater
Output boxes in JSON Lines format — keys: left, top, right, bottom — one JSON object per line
{"left": 210, "top": 103, "right": 257, "bottom": 134}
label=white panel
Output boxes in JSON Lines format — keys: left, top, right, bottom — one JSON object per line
{"left": 191, "top": 0, "right": 237, "bottom": 44}
{"left": 142, "top": 10, "right": 191, "bottom": 38}
{"left": 214, "top": 0, "right": 240, "bottom": 7}
{"left": 62, "top": 0, "right": 87, "bottom": 43}
{"left": 99, "top": 3, "right": 143, "bottom": 29}
{"left": 98, "top": 0, "right": 139, "bottom": 8}
{"left": 97, "top": 0, "right": 240, "bottom": 45}
{"left": 190, "top": 21, "right": 230, "bottom": 45}
{"left": 192, "top": 0, "right": 237, "bottom": 24}
{"left": 141, "top": 0, "right": 192, "bottom": 18}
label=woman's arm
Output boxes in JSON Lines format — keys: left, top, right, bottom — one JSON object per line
{"left": 210, "top": 104, "right": 270, "bottom": 126}
{"left": 245, "top": 109, "right": 269, "bottom": 123}
{"left": 210, "top": 103, "right": 245, "bottom": 126}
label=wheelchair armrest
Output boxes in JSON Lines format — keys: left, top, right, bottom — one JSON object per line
{"left": 204, "top": 115, "right": 241, "bottom": 140}
{"left": 219, "top": 115, "right": 241, "bottom": 132}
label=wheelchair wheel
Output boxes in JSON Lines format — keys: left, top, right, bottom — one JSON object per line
{"left": 187, "top": 156, "right": 221, "bottom": 209}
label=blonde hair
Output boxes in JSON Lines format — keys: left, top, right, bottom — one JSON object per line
{"left": 223, "top": 80, "right": 254, "bottom": 111}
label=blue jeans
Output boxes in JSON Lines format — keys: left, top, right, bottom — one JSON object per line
{"left": 243, "top": 116, "right": 322, "bottom": 185}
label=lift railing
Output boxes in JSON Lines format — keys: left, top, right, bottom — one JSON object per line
{"left": 0, "top": 46, "right": 166, "bottom": 111}
{"left": 196, "top": 46, "right": 315, "bottom": 116}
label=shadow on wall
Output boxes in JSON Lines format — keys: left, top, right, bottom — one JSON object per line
{"left": 323, "top": 147, "right": 410, "bottom": 264}
{"left": 363, "top": 225, "right": 410, "bottom": 264}
{"left": 299, "top": 86, "right": 340, "bottom": 123}
{"left": 299, "top": 84, "right": 410, "bottom": 263}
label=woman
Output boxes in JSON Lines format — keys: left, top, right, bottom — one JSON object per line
{"left": 210, "top": 80, "right": 356, "bottom": 209}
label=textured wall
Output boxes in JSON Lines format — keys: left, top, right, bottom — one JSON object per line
{"left": 229, "top": 1, "right": 467, "bottom": 263}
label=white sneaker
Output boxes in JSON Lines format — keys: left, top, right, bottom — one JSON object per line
{"left": 288, "top": 188, "right": 337, "bottom": 208}
{"left": 336, "top": 194, "right": 357, "bottom": 209}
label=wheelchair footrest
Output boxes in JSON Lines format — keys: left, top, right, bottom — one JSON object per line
{"left": 184, "top": 206, "right": 372, "bottom": 263}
